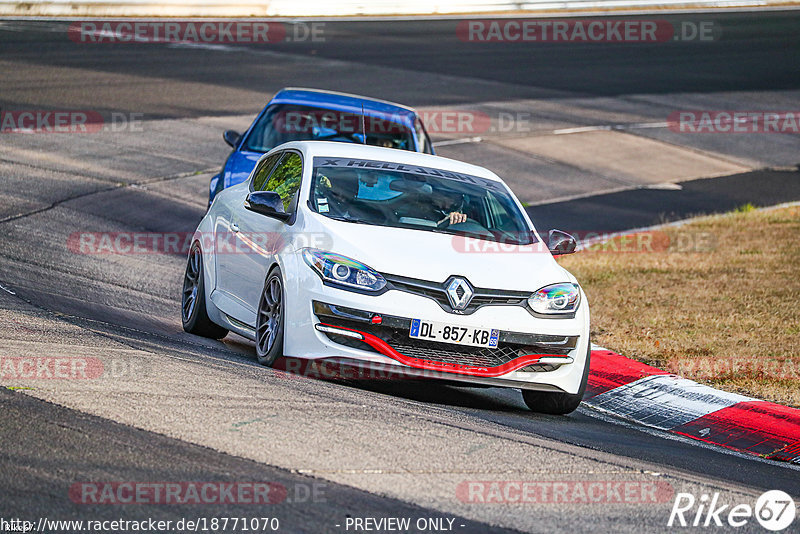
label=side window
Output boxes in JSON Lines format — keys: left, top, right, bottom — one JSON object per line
{"left": 251, "top": 152, "right": 282, "bottom": 192}
{"left": 262, "top": 152, "right": 303, "bottom": 213}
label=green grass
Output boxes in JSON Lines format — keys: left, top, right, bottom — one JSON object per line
{"left": 559, "top": 205, "right": 800, "bottom": 407}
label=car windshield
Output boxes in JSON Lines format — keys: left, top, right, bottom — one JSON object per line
{"left": 243, "top": 104, "right": 416, "bottom": 153}
{"left": 310, "top": 157, "right": 536, "bottom": 245}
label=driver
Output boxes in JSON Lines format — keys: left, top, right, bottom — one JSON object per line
{"left": 430, "top": 191, "right": 467, "bottom": 226}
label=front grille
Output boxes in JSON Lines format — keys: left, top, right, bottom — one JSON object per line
{"left": 518, "top": 363, "right": 559, "bottom": 373}
{"left": 387, "top": 339, "right": 521, "bottom": 368}
{"left": 384, "top": 274, "right": 528, "bottom": 315}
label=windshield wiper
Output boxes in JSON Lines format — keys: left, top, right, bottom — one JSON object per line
{"left": 323, "top": 214, "right": 370, "bottom": 225}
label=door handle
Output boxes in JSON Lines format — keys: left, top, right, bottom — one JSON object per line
{"left": 230, "top": 223, "right": 240, "bottom": 233}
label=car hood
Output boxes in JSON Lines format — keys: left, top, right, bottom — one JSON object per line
{"left": 299, "top": 213, "right": 573, "bottom": 292}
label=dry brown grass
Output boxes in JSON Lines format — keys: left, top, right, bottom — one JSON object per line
{"left": 558, "top": 204, "right": 800, "bottom": 407}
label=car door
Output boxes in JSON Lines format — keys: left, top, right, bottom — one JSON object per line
{"left": 214, "top": 151, "right": 283, "bottom": 321}
{"left": 226, "top": 150, "right": 304, "bottom": 323}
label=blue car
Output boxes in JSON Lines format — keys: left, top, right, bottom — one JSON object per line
{"left": 208, "top": 88, "right": 435, "bottom": 206}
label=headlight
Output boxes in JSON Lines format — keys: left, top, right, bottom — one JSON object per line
{"left": 301, "top": 248, "right": 386, "bottom": 292}
{"left": 528, "top": 283, "right": 580, "bottom": 315}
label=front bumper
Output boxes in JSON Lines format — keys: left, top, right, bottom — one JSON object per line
{"left": 313, "top": 301, "right": 577, "bottom": 377}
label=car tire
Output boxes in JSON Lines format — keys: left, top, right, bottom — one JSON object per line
{"left": 182, "top": 244, "right": 229, "bottom": 340}
{"left": 521, "top": 343, "right": 591, "bottom": 415}
{"left": 255, "top": 266, "right": 285, "bottom": 367}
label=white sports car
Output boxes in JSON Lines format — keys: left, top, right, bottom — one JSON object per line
{"left": 182, "top": 141, "right": 590, "bottom": 414}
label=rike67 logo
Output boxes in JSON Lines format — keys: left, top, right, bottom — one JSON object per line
{"left": 669, "top": 490, "right": 796, "bottom": 531}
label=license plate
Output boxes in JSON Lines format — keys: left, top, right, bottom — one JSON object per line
{"left": 409, "top": 319, "right": 499, "bottom": 348}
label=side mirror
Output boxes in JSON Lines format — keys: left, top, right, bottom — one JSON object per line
{"left": 223, "top": 130, "right": 241, "bottom": 148}
{"left": 244, "top": 191, "right": 291, "bottom": 222}
{"left": 548, "top": 229, "right": 577, "bottom": 255}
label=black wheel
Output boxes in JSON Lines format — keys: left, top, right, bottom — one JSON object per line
{"left": 522, "top": 343, "right": 591, "bottom": 415}
{"left": 182, "top": 244, "right": 228, "bottom": 339}
{"left": 255, "top": 267, "right": 285, "bottom": 366}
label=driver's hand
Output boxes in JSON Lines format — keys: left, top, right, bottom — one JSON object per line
{"left": 449, "top": 212, "right": 467, "bottom": 225}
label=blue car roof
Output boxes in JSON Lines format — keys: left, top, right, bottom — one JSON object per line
{"left": 269, "top": 88, "right": 419, "bottom": 124}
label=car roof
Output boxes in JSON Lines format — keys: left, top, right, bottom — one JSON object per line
{"left": 269, "top": 88, "right": 419, "bottom": 122}
{"left": 278, "top": 141, "right": 504, "bottom": 185}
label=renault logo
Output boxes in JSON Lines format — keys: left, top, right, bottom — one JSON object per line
{"left": 446, "top": 277, "right": 474, "bottom": 311}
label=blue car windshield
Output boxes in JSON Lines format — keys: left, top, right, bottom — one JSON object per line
{"left": 310, "top": 157, "right": 536, "bottom": 246}
{"left": 243, "top": 104, "right": 416, "bottom": 153}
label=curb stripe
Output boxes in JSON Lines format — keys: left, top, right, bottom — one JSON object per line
{"left": 671, "top": 401, "right": 800, "bottom": 459}
{"left": 769, "top": 442, "right": 800, "bottom": 464}
{"left": 586, "top": 348, "right": 800, "bottom": 465}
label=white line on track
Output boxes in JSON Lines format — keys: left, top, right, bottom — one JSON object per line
{"left": 0, "top": 282, "right": 16, "bottom": 295}
{"left": 433, "top": 136, "right": 483, "bottom": 147}
{"left": 553, "top": 121, "right": 670, "bottom": 135}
